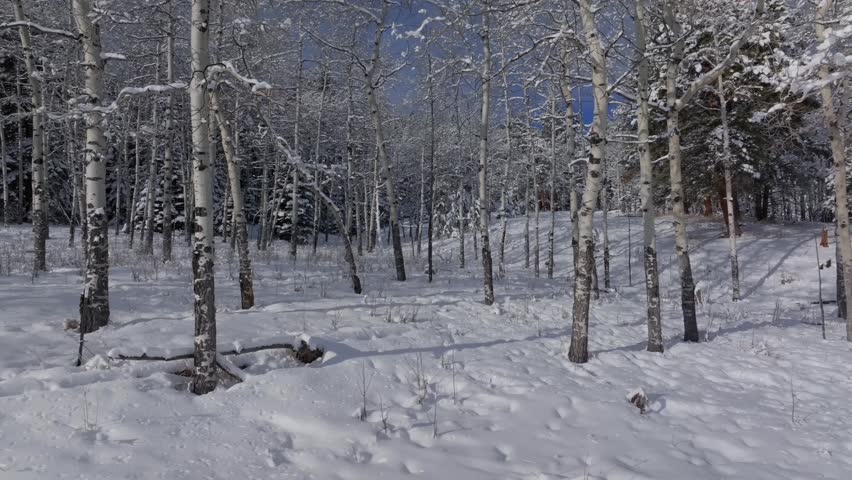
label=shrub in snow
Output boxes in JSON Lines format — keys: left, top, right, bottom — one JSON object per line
{"left": 627, "top": 387, "right": 648, "bottom": 414}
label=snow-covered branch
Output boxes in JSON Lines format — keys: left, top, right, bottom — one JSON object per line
{"left": 0, "top": 21, "right": 79, "bottom": 40}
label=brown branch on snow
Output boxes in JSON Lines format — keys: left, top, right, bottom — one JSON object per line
{"left": 113, "top": 341, "right": 326, "bottom": 364}
{"left": 114, "top": 343, "right": 297, "bottom": 361}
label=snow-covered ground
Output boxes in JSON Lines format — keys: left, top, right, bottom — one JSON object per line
{"left": 1, "top": 213, "right": 851, "bottom": 479}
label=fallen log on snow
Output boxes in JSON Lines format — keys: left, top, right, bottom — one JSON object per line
{"left": 113, "top": 343, "right": 297, "bottom": 361}
{"left": 113, "top": 340, "right": 325, "bottom": 364}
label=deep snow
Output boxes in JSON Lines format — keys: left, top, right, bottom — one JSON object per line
{"left": 1, "top": 213, "right": 851, "bottom": 479}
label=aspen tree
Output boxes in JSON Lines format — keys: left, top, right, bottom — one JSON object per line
{"left": 73, "top": 0, "right": 110, "bottom": 333}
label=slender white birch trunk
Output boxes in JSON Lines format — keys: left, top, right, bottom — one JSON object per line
{"left": 258, "top": 145, "right": 269, "bottom": 250}
{"left": 664, "top": 0, "right": 699, "bottom": 342}
{"left": 73, "top": 0, "right": 110, "bottom": 333}
{"left": 498, "top": 68, "right": 512, "bottom": 277}
{"left": 635, "top": 0, "right": 663, "bottom": 352}
{"left": 815, "top": 0, "right": 852, "bottom": 340}
{"left": 1, "top": 118, "right": 7, "bottom": 226}
{"left": 71, "top": 121, "right": 87, "bottom": 256}
{"left": 123, "top": 114, "right": 133, "bottom": 238}
{"left": 311, "top": 185, "right": 362, "bottom": 293}
{"left": 568, "top": 0, "right": 608, "bottom": 363}
{"left": 69, "top": 134, "right": 77, "bottom": 247}
{"left": 129, "top": 106, "right": 143, "bottom": 248}
{"left": 364, "top": 177, "right": 372, "bottom": 251}
{"left": 345, "top": 64, "right": 355, "bottom": 244}
{"left": 716, "top": 74, "right": 740, "bottom": 301}
{"left": 547, "top": 96, "right": 556, "bottom": 280}
{"left": 524, "top": 84, "right": 539, "bottom": 278}
{"left": 417, "top": 147, "right": 425, "bottom": 257}
{"left": 182, "top": 113, "right": 194, "bottom": 247}
{"left": 557, "top": 66, "right": 579, "bottom": 281}
{"left": 524, "top": 171, "right": 531, "bottom": 269}
{"left": 427, "top": 51, "right": 436, "bottom": 281}
{"left": 161, "top": 16, "right": 176, "bottom": 261}
{"left": 115, "top": 120, "right": 127, "bottom": 237}
{"left": 65, "top": 123, "right": 77, "bottom": 248}
{"left": 365, "top": 173, "right": 374, "bottom": 251}
{"left": 458, "top": 178, "right": 466, "bottom": 268}
{"left": 289, "top": 37, "right": 303, "bottom": 262}
{"left": 355, "top": 178, "right": 363, "bottom": 256}
{"left": 477, "top": 5, "right": 495, "bottom": 304}
{"left": 142, "top": 49, "right": 161, "bottom": 255}
{"left": 664, "top": 0, "right": 764, "bottom": 341}
{"left": 210, "top": 87, "right": 254, "bottom": 309}
{"left": 601, "top": 183, "right": 610, "bottom": 289}
{"left": 40, "top": 78, "right": 49, "bottom": 242}
{"left": 189, "top": 0, "right": 217, "bottom": 395}
{"left": 12, "top": 0, "right": 47, "bottom": 272}
{"left": 15, "top": 70, "right": 24, "bottom": 225}
{"left": 311, "top": 70, "right": 328, "bottom": 256}
{"left": 263, "top": 149, "right": 279, "bottom": 249}
{"left": 454, "top": 99, "right": 466, "bottom": 269}
{"left": 367, "top": 1, "right": 406, "bottom": 281}
{"left": 472, "top": 195, "right": 479, "bottom": 261}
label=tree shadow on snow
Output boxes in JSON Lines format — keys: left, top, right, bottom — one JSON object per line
{"left": 316, "top": 329, "right": 568, "bottom": 367}
{"left": 739, "top": 234, "right": 815, "bottom": 299}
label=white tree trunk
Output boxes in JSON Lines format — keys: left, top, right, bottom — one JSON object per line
{"left": 15, "top": 71, "right": 24, "bottom": 225}
{"left": 311, "top": 70, "right": 328, "bottom": 256}
{"left": 366, "top": 2, "right": 406, "bottom": 281}
{"left": 290, "top": 38, "right": 303, "bottom": 261}
{"left": 547, "top": 96, "right": 556, "bottom": 280}
{"left": 427, "top": 51, "right": 436, "bottom": 281}
{"left": 129, "top": 106, "right": 143, "bottom": 248}
{"left": 355, "top": 178, "right": 363, "bottom": 256}
{"left": 417, "top": 147, "right": 425, "bottom": 257}
{"left": 498, "top": 69, "right": 512, "bottom": 277}
{"left": 557, "top": 65, "right": 578, "bottom": 280}
{"left": 664, "top": 0, "right": 700, "bottom": 342}
{"left": 1, "top": 118, "right": 8, "bottom": 226}
{"left": 65, "top": 122, "right": 81, "bottom": 249}
{"left": 602, "top": 184, "right": 610, "bottom": 289}
{"left": 345, "top": 64, "right": 355, "bottom": 244}
{"left": 115, "top": 120, "right": 127, "bottom": 237}
{"left": 258, "top": 145, "right": 269, "bottom": 250}
{"left": 364, "top": 177, "right": 373, "bottom": 251}
{"left": 524, "top": 171, "right": 530, "bottom": 269}
{"left": 816, "top": 0, "right": 852, "bottom": 340}
{"left": 459, "top": 180, "right": 466, "bottom": 269}
{"left": 455, "top": 100, "right": 466, "bottom": 269}
{"left": 12, "top": 0, "right": 47, "bottom": 272}
{"left": 73, "top": 0, "right": 110, "bottom": 333}
{"left": 68, "top": 131, "right": 77, "bottom": 247}
{"left": 568, "top": 0, "right": 608, "bottom": 363}
{"left": 524, "top": 84, "right": 540, "bottom": 278}
{"left": 478, "top": 7, "right": 495, "bottom": 304}
{"left": 142, "top": 56, "right": 160, "bottom": 255}
{"left": 717, "top": 74, "right": 740, "bottom": 301}
{"left": 210, "top": 87, "right": 254, "bottom": 309}
{"left": 40, "top": 82, "right": 49, "bottom": 243}
{"left": 71, "top": 122, "right": 87, "bottom": 256}
{"left": 161, "top": 18, "right": 176, "bottom": 261}
{"left": 664, "top": 0, "right": 764, "bottom": 341}
{"left": 189, "top": 0, "right": 217, "bottom": 395}
{"left": 635, "top": 0, "right": 663, "bottom": 352}
{"left": 182, "top": 115, "right": 194, "bottom": 247}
